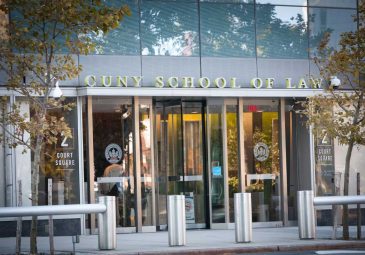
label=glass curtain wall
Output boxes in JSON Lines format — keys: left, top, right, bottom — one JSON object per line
{"left": 243, "top": 99, "right": 280, "bottom": 222}
{"left": 141, "top": 1, "right": 199, "bottom": 56}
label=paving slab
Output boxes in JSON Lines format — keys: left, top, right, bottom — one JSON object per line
{"left": 0, "top": 227, "right": 364, "bottom": 254}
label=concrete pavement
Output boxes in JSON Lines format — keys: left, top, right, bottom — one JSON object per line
{"left": 0, "top": 226, "right": 364, "bottom": 254}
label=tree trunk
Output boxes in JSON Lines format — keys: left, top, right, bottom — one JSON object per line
{"left": 342, "top": 140, "right": 354, "bottom": 240}
{"left": 30, "top": 133, "right": 43, "bottom": 254}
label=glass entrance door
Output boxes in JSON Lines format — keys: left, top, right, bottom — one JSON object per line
{"left": 243, "top": 99, "right": 281, "bottom": 223}
{"left": 155, "top": 99, "right": 207, "bottom": 229}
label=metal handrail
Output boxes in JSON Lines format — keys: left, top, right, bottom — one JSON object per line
{"left": 0, "top": 197, "right": 116, "bottom": 250}
{"left": 314, "top": 195, "right": 365, "bottom": 206}
{"left": 298, "top": 190, "right": 364, "bottom": 240}
{"left": 0, "top": 204, "right": 106, "bottom": 217}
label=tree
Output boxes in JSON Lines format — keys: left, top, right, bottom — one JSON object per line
{"left": 299, "top": 2, "right": 365, "bottom": 240}
{"left": 0, "top": 0, "right": 130, "bottom": 253}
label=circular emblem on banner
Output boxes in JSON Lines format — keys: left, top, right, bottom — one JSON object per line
{"left": 105, "top": 143, "right": 122, "bottom": 164}
{"left": 253, "top": 142, "right": 269, "bottom": 162}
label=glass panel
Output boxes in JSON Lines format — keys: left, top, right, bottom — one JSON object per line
{"left": 82, "top": 0, "right": 140, "bottom": 55}
{"left": 208, "top": 105, "right": 225, "bottom": 223}
{"left": 141, "top": 1, "right": 199, "bottom": 56}
{"left": 36, "top": 98, "right": 80, "bottom": 205}
{"left": 183, "top": 102, "right": 205, "bottom": 225}
{"left": 314, "top": 132, "right": 336, "bottom": 196}
{"left": 243, "top": 100, "right": 280, "bottom": 222}
{"left": 155, "top": 100, "right": 206, "bottom": 228}
{"left": 139, "top": 104, "right": 153, "bottom": 226}
{"left": 285, "top": 99, "right": 298, "bottom": 221}
{"left": 201, "top": 0, "right": 253, "bottom": 3}
{"left": 93, "top": 97, "right": 135, "bottom": 228}
{"left": 309, "top": 8, "right": 356, "bottom": 56}
{"left": 0, "top": 97, "right": 9, "bottom": 206}
{"left": 226, "top": 105, "right": 239, "bottom": 223}
{"left": 155, "top": 105, "right": 166, "bottom": 227}
{"left": 256, "top": 5, "right": 308, "bottom": 59}
{"left": 308, "top": 0, "right": 357, "bottom": 8}
{"left": 200, "top": 3, "right": 255, "bottom": 57}
{"left": 155, "top": 102, "right": 183, "bottom": 227}
{"left": 256, "top": 0, "right": 307, "bottom": 5}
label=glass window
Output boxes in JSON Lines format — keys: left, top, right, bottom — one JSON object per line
{"left": 256, "top": 5, "right": 308, "bottom": 59}
{"left": 82, "top": 0, "right": 140, "bottom": 55}
{"left": 308, "top": 0, "right": 357, "bottom": 8}
{"left": 200, "top": 3, "right": 255, "bottom": 57}
{"left": 309, "top": 8, "right": 357, "bottom": 56}
{"left": 256, "top": 0, "right": 307, "bottom": 6}
{"left": 36, "top": 98, "right": 80, "bottom": 205}
{"left": 141, "top": 1, "right": 199, "bottom": 56}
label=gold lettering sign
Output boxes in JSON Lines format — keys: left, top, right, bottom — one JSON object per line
{"left": 84, "top": 75, "right": 322, "bottom": 89}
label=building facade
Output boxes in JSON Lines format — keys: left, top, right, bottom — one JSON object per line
{"left": 0, "top": 0, "right": 364, "bottom": 236}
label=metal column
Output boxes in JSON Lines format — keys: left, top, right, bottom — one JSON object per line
{"left": 98, "top": 196, "right": 116, "bottom": 250}
{"left": 167, "top": 195, "right": 186, "bottom": 246}
{"left": 234, "top": 192, "right": 252, "bottom": 243}
{"left": 297, "top": 190, "right": 315, "bottom": 239}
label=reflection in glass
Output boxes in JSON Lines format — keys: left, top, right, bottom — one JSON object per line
{"left": 139, "top": 104, "right": 153, "bottom": 226}
{"left": 155, "top": 103, "right": 183, "bottom": 227}
{"left": 308, "top": 0, "right": 357, "bottom": 8}
{"left": 243, "top": 100, "right": 280, "bottom": 222}
{"left": 80, "top": 0, "right": 140, "bottom": 55}
{"left": 208, "top": 105, "right": 225, "bottom": 223}
{"left": 37, "top": 98, "right": 80, "bottom": 205}
{"left": 93, "top": 97, "right": 135, "bottom": 228}
{"left": 200, "top": 3, "right": 255, "bottom": 57}
{"left": 141, "top": 1, "right": 199, "bottom": 56}
{"left": 155, "top": 101, "right": 206, "bottom": 228}
{"left": 201, "top": 0, "right": 253, "bottom": 3}
{"left": 256, "top": 5, "right": 308, "bottom": 58}
{"left": 256, "top": 0, "right": 307, "bottom": 5}
{"left": 226, "top": 105, "right": 239, "bottom": 222}
{"left": 309, "top": 8, "right": 356, "bottom": 56}
{"left": 183, "top": 103, "right": 205, "bottom": 225}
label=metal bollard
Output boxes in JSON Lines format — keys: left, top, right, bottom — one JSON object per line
{"left": 98, "top": 196, "right": 116, "bottom": 250}
{"left": 234, "top": 193, "right": 252, "bottom": 243}
{"left": 297, "top": 190, "right": 315, "bottom": 239}
{"left": 167, "top": 195, "right": 186, "bottom": 246}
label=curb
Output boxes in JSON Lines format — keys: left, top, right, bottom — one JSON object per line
{"left": 130, "top": 241, "right": 365, "bottom": 255}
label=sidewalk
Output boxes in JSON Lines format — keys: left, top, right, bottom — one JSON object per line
{"left": 0, "top": 226, "right": 364, "bottom": 254}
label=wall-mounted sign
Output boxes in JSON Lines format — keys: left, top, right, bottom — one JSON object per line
{"left": 105, "top": 143, "right": 122, "bottom": 164}
{"left": 185, "top": 193, "right": 195, "bottom": 224}
{"left": 55, "top": 128, "right": 75, "bottom": 168}
{"left": 253, "top": 142, "right": 270, "bottom": 162}
{"left": 212, "top": 161, "right": 222, "bottom": 176}
{"left": 84, "top": 75, "right": 323, "bottom": 89}
{"left": 316, "top": 130, "right": 335, "bottom": 196}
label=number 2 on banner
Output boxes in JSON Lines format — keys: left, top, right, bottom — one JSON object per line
{"left": 61, "top": 132, "right": 69, "bottom": 147}
{"left": 321, "top": 132, "right": 328, "bottom": 145}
